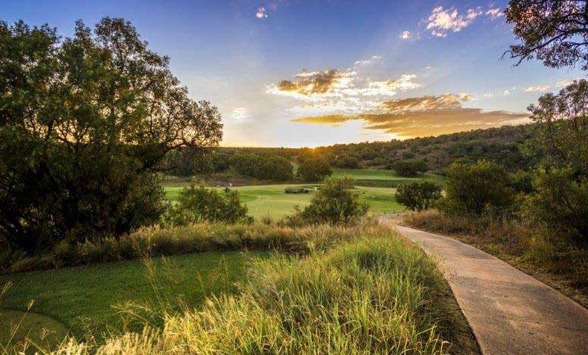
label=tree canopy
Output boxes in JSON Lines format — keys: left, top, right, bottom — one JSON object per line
{"left": 0, "top": 18, "right": 222, "bottom": 252}
{"left": 506, "top": 0, "right": 588, "bottom": 69}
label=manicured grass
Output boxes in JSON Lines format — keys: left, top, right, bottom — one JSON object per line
{"left": 165, "top": 184, "right": 403, "bottom": 218}
{"left": 0, "top": 251, "right": 266, "bottom": 348}
{"left": 333, "top": 168, "right": 445, "bottom": 186}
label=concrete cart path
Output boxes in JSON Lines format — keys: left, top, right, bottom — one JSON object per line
{"left": 387, "top": 222, "right": 588, "bottom": 355}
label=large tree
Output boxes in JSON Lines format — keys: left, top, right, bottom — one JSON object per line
{"left": 505, "top": 0, "right": 588, "bottom": 69}
{"left": 0, "top": 18, "right": 222, "bottom": 253}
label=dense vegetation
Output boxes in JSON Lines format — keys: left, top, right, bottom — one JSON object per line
{"left": 164, "top": 124, "right": 536, "bottom": 179}
{"left": 0, "top": 18, "right": 222, "bottom": 255}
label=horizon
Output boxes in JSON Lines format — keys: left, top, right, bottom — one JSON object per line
{"left": 3, "top": 0, "right": 582, "bottom": 147}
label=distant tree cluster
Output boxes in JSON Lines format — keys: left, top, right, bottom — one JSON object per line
{"left": 297, "top": 155, "right": 333, "bottom": 182}
{"left": 231, "top": 153, "right": 294, "bottom": 181}
{"left": 392, "top": 160, "right": 428, "bottom": 177}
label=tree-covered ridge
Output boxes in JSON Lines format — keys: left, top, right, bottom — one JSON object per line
{"left": 165, "top": 124, "right": 537, "bottom": 177}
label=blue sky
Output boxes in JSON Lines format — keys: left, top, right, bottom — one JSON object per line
{"left": 2, "top": 0, "right": 583, "bottom": 147}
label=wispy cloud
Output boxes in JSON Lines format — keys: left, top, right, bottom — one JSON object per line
{"left": 557, "top": 79, "right": 574, "bottom": 87}
{"left": 425, "top": 5, "right": 504, "bottom": 38}
{"left": 231, "top": 107, "right": 251, "bottom": 122}
{"left": 292, "top": 94, "right": 529, "bottom": 137}
{"left": 354, "top": 55, "right": 382, "bottom": 67}
{"left": 426, "top": 6, "right": 482, "bottom": 38}
{"left": 256, "top": 7, "right": 267, "bottom": 19}
{"left": 523, "top": 85, "right": 550, "bottom": 92}
{"left": 485, "top": 8, "right": 503, "bottom": 20}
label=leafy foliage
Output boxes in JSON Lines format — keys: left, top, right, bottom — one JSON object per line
{"left": 526, "top": 168, "right": 588, "bottom": 247}
{"left": 295, "top": 177, "right": 368, "bottom": 225}
{"left": 297, "top": 156, "right": 332, "bottom": 182}
{"left": 165, "top": 185, "right": 247, "bottom": 225}
{"left": 396, "top": 182, "right": 442, "bottom": 212}
{"left": 0, "top": 18, "right": 222, "bottom": 253}
{"left": 440, "top": 161, "right": 515, "bottom": 216}
{"left": 393, "top": 160, "right": 428, "bottom": 177}
{"left": 231, "top": 153, "right": 293, "bottom": 181}
{"left": 506, "top": 0, "right": 588, "bottom": 70}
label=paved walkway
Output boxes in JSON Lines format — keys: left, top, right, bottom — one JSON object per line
{"left": 386, "top": 222, "right": 588, "bottom": 355}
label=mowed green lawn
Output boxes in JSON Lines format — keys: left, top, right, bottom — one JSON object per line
{"left": 165, "top": 169, "right": 444, "bottom": 218}
{"left": 165, "top": 184, "right": 403, "bottom": 218}
{"left": 0, "top": 251, "right": 266, "bottom": 349}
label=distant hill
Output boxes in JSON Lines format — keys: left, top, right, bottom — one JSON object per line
{"left": 164, "top": 124, "right": 540, "bottom": 176}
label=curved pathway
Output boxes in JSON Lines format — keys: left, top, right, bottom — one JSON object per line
{"left": 383, "top": 221, "right": 588, "bottom": 355}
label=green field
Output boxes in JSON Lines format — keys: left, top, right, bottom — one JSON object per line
{"left": 0, "top": 251, "right": 265, "bottom": 348}
{"left": 165, "top": 184, "right": 403, "bottom": 218}
{"left": 332, "top": 168, "right": 445, "bottom": 184}
{"left": 164, "top": 168, "right": 444, "bottom": 218}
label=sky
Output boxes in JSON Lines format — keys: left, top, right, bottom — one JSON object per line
{"left": 2, "top": 0, "right": 584, "bottom": 147}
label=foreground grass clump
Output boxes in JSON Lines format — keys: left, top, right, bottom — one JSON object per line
{"left": 4, "top": 222, "right": 383, "bottom": 273}
{"left": 42, "top": 235, "right": 473, "bottom": 354}
{"left": 0, "top": 252, "right": 261, "bottom": 347}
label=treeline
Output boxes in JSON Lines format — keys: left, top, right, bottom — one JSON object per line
{"left": 164, "top": 124, "right": 538, "bottom": 178}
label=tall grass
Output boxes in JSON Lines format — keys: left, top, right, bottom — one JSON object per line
{"left": 4, "top": 221, "right": 384, "bottom": 273}
{"left": 34, "top": 234, "right": 471, "bottom": 354}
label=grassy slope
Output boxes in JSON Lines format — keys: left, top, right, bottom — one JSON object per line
{"left": 0, "top": 251, "right": 266, "bottom": 348}
{"left": 42, "top": 233, "right": 480, "bottom": 354}
{"left": 165, "top": 184, "right": 403, "bottom": 218}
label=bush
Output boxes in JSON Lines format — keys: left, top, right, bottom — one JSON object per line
{"left": 396, "top": 181, "right": 442, "bottom": 212}
{"left": 297, "top": 156, "right": 332, "bottom": 182}
{"left": 440, "top": 160, "right": 514, "bottom": 216}
{"left": 393, "top": 160, "right": 427, "bottom": 177}
{"left": 525, "top": 168, "right": 588, "bottom": 247}
{"left": 284, "top": 187, "right": 312, "bottom": 194}
{"left": 164, "top": 185, "right": 248, "bottom": 225}
{"left": 294, "top": 177, "right": 368, "bottom": 225}
{"left": 335, "top": 155, "right": 361, "bottom": 169}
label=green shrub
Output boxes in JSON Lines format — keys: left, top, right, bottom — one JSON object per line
{"left": 393, "top": 160, "right": 427, "bottom": 177}
{"left": 396, "top": 181, "right": 442, "bottom": 211}
{"left": 524, "top": 168, "right": 588, "bottom": 247}
{"left": 284, "top": 187, "right": 311, "bottom": 194}
{"left": 164, "top": 184, "right": 248, "bottom": 225}
{"left": 440, "top": 160, "right": 514, "bottom": 216}
{"left": 335, "top": 155, "right": 361, "bottom": 169}
{"left": 297, "top": 156, "right": 332, "bottom": 182}
{"left": 294, "top": 177, "right": 368, "bottom": 225}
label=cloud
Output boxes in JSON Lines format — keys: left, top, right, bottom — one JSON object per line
{"left": 354, "top": 55, "right": 382, "bottom": 67}
{"left": 426, "top": 6, "right": 482, "bottom": 38}
{"left": 399, "top": 31, "right": 411, "bottom": 40}
{"left": 267, "top": 69, "right": 356, "bottom": 99}
{"left": 557, "top": 79, "right": 574, "bottom": 87}
{"left": 523, "top": 85, "right": 550, "bottom": 92}
{"left": 231, "top": 107, "right": 251, "bottom": 122}
{"left": 256, "top": 7, "right": 267, "bottom": 19}
{"left": 486, "top": 8, "right": 503, "bottom": 20}
{"left": 267, "top": 69, "right": 420, "bottom": 101}
{"left": 292, "top": 94, "right": 529, "bottom": 137}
